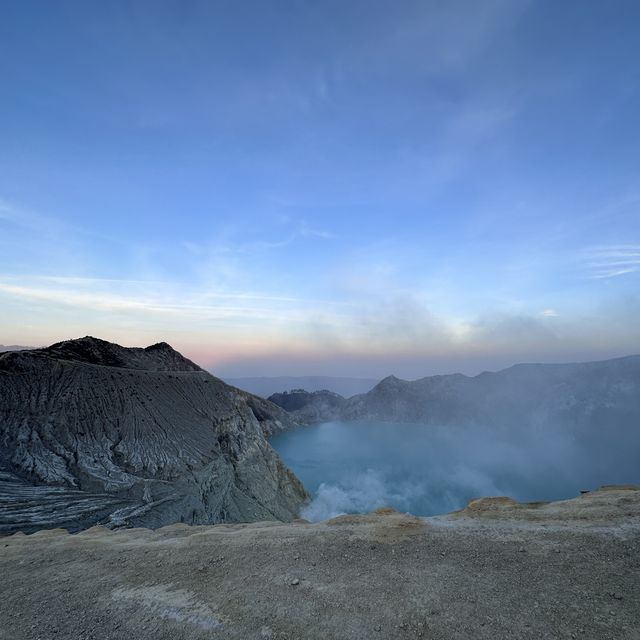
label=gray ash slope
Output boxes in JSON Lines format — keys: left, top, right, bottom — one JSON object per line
{"left": 0, "top": 337, "right": 307, "bottom": 534}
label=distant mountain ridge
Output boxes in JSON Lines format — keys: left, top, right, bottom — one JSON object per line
{"left": 0, "top": 344, "right": 36, "bottom": 352}
{"left": 343, "top": 355, "right": 640, "bottom": 426}
{"left": 269, "top": 355, "right": 640, "bottom": 437}
{"left": 0, "top": 336, "right": 307, "bottom": 534}
{"left": 223, "top": 375, "right": 379, "bottom": 398}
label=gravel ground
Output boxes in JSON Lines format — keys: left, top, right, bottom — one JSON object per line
{"left": 1, "top": 486, "right": 639, "bottom": 640}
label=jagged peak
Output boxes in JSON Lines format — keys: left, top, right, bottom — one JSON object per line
{"left": 24, "top": 336, "right": 202, "bottom": 372}
{"left": 145, "top": 341, "right": 173, "bottom": 351}
{"left": 50, "top": 335, "right": 108, "bottom": 348}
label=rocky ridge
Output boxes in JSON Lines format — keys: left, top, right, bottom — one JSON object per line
{"left": 0, "top": 337, "right": 307, "bottom": 534}
{"left": 342, "top": 356, "right": 640, "bottom": 428}
{"left": 269, "top": 356, "right": 640, "bottom": 436}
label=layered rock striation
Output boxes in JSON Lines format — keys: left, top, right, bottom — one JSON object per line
{"left": 0, "top": 337, "right": 307, "bottom": 533}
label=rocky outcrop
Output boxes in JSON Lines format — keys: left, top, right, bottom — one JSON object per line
{"left": 0, "top": 337, "right": 308, "bottom": 534}
{"left": 268, "top": 389, "right": 346, "bottom": 424}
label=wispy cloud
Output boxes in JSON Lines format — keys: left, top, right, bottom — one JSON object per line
{"left": 298, "top": 221, "right": 334, "bottom": 240}
{"left": 183, "top": 217, "right": 333, "bottom": 258}
{"left": 0, "top": 277, "right": 346, "bottom": 325}
{"left": 585, "top": 245, "right": 640, "bottom": 279}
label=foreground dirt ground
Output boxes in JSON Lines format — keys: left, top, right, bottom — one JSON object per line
{"left": 1, "top": 486, "right": 639, "bottom": 640}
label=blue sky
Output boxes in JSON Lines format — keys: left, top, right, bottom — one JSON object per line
{"left": 1, "top": 0, "right": 639, "bottom": 377}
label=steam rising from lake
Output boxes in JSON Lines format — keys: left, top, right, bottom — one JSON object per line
{"left": 271, "top": 421, "right": 639, "bottom": 521}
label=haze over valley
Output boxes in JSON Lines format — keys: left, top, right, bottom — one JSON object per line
{"left": 270, "top": 356, "right": 640, "bottom": 519}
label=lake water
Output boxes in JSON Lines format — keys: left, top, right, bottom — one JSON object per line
{"left": 271, "top": 420, "right": 633, "bottom": 521}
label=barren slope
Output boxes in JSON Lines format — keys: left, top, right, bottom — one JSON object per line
{"left": 1, "top": 486, "right": 638, "bottom": 640}
{"left": 0, "top": 337, "right": 307, "bottom": 533}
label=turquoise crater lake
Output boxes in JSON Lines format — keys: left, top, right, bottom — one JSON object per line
{"left": 270, "top": 421, "right": 637, "bottom": 521}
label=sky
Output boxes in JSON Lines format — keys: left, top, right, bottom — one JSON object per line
{"left": 1, "top": 0, "right": 639, "bottom": 378}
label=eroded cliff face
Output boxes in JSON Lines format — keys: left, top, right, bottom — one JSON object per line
{"left": 0, "top": 337, "right": 308, "bottom": 534}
